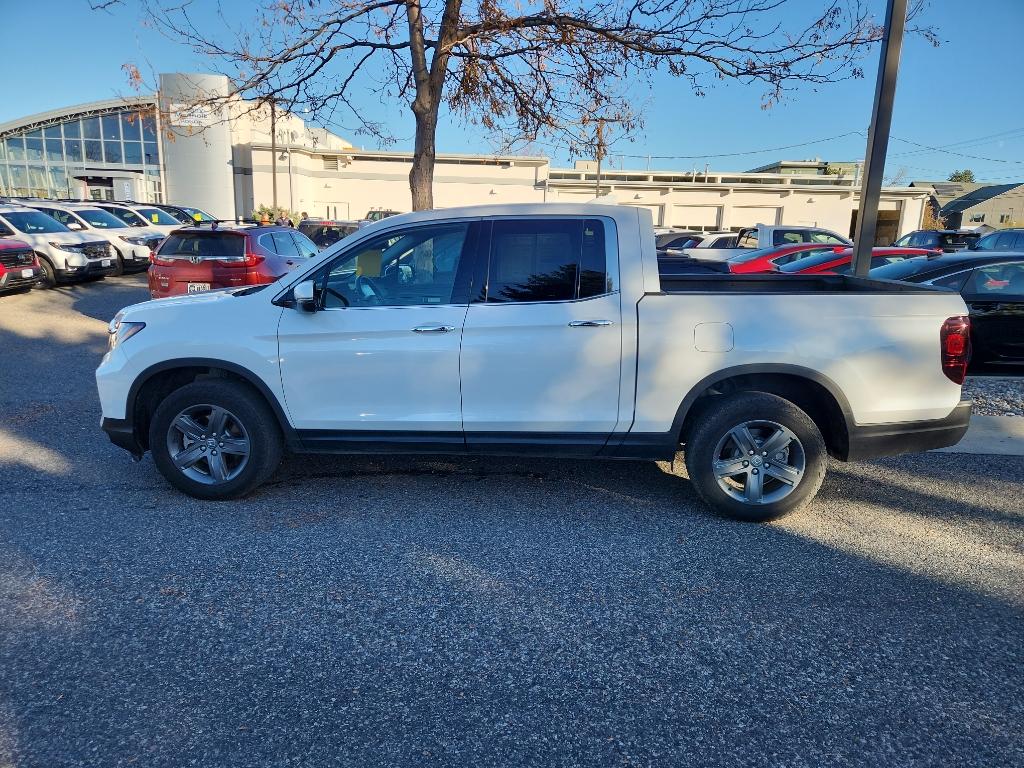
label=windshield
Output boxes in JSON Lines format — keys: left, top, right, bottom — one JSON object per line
{"left": 76, "top": 208, "right": 129, "bottom": 229}
{"left": 106, "top": 207, "right": 148, "bottom": 227}
{"left": 136, "top": 207, "right": 181, "bottom": 226}
{"left": 2, "top": 211, "right": 71, "bottom": 234}
{"left": 181, "top": 207, "right": 216, "bottom": 222}
{"left": 728, "top": 246, "right": 794, "bottom": 264}
{"left": 778, "top": 250, "right": 848, "bottom": 273}
{"left": 870, "top": 257, "right": 935, "bottom": 280}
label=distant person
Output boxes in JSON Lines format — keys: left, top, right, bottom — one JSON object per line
{"left": 300, "top": 211, "right": 308, "bottom": 220}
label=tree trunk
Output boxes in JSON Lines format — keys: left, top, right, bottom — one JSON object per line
{"left": 409, "top": 107, "right": 436, "bottom": 210}
{"left": 405, "top": 0, "right": 462, "bottom": 211}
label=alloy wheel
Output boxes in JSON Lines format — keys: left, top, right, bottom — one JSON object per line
{"left": 165, "top": 404, "right": 251, "bottom": 485}
{"left": 712, "top": 419, "right": 806, "bottom": 505}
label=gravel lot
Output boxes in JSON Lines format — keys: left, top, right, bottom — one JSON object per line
{"left": 963, "top": 377, "right": 1024, "bottom": 417}
{"left": 1, "top": 275, "right": 1022, "bottom": 768}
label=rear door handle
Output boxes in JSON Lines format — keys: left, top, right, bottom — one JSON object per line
{"left": 568, "top": 320, "right": 613, "bottom": 327}
{"left": 412, "top": 325, "right": 456, "bottom": 333}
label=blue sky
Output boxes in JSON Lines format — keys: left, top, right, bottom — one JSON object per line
{"left": 2, "top": 0, "right": 1022, "bottom": 182}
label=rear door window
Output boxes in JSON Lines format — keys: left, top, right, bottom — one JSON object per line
{"left": 271, "top": 231, "right": 300, "bottom": 257}
{"left": 484, "top": 218, "right": 608, "bottom": 303}
{"left": 290, "top": 231, "right": 319, "bottom": 258}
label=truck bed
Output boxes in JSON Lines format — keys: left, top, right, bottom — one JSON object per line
{"left": 657, "top": 273, "right": 942, "bottom": 294}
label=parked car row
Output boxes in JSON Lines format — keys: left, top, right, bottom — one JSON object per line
{"left": 0, "top": 197, "right": 221, "bottom": 294}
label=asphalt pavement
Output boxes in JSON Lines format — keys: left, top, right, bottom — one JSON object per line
{"left": 0, "top": 275, "right": 1021, "bottom": 767}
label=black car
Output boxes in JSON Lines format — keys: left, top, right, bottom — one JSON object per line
{"left": 971, "top": 228, "right": 1024, "bottom": 252}
{"left": 872, "top": 252, "right": 1024, "bottom": 370}
{"left": 892, "top": 229, "right": 981, "bottom": 252}
{"left": 298, "top": 218, "right": 360, "bottom": 249}
{"left": 655, "top": 231, "right": 702, "bottom": 252}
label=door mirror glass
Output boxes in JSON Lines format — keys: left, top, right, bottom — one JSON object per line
{"left": 293, "top": 280, "right": 317, "bottom": 312}
{"left": 66, "top": 221, "right": 83, "bottom": 230}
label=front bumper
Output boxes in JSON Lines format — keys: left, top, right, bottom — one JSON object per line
{"left": 845, "top": 400, "right": 972, "bottom": 461}
{"left": 57, "top": 258, "right": 118, "bottom": 280}
{"left": 101, "top": 417, "right": 144, "bottom": 459}
{"left": 0, "top": 266, "right": 41, "bottom": 291}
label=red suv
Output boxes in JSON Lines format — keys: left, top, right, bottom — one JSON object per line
{"left": 0, "top": 238, "right": 41, "bottom": 294}
{"left": 148, "top": 224, "right": 319, "bottom": 298}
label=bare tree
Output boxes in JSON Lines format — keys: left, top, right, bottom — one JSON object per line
{"left": 121, "top": 0, "right": 936, "bottom": 210}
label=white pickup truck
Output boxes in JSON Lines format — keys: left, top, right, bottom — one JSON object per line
{"left": 96, "top": 204, "right": 972, "bottom": 521}
{"left": 677, "top": 223, "right": 852, "bottom": 262}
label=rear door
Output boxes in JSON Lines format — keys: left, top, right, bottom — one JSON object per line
{"left": 961, "top": 261, "right": 1024, "bottom": 363}
{"left": 459, "top": 216, "right": 622, "bottom": 452}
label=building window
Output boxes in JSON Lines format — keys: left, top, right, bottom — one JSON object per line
{"left": 970, "top": 213, "right": 986, "bottom": 223}
{"left": 1000, "top": 214, "right": 1011, "bottom": 224}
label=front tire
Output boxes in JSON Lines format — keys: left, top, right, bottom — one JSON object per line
{"left": 684, "top": 392, "right": 827, "bottom": 522}
{"left": 149, "top": 379, "right": 283, "bottom": 500}
{"left": 36, "top": 256, "right": 57, "bottom": 289}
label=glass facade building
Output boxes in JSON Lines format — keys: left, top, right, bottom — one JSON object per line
{"left": 0, "top": 105, "right": 163, "bottom": 201}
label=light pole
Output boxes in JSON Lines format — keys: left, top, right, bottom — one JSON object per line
{"left": 269, "top": 99, "right": 278, "bottom": 212}
{"left": 851, "top": 0, "right": 908, "bottom": 276}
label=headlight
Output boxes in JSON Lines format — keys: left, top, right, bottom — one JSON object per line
{"left": 119, "top": 235, "right": 149, "bottom": 245}
{"left": 49, "top": 241, "right": 82, "bottom": 252}
{"left": 108, "top": 312, "right": 146, "bottom": 350}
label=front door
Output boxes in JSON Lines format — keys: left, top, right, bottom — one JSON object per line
{"left": 460, "top": 217, "right": 623, "bottom": 453}
{"left": 277, "top": 220, "right": 479, "bottom": 450}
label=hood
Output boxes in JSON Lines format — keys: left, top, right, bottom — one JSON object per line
{"left": 119, "top": 285, "right": 254, "bottom": 319}
{"left": 42, "top": 230, "right": 100, "bottom": 246}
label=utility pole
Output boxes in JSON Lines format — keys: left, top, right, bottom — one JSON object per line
{"left": 270, "top": 99, "right": 278, "bottom": 211}
{"left": 852, "top": 0, "right": 908, "bottom": 276}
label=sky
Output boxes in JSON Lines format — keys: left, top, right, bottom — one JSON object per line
{"left": 1, "top": 0, "right": 1022, "bottom": 183}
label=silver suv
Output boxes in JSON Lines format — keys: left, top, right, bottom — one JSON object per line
{"left": 0, "top": 203, "right": 115, "bottom": 287}
{"left": 21, "top": 200, "right": 163, "bottom": 276}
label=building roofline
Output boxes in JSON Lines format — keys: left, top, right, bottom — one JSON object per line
{"left": 0, "top": 95, "right": 157, "bottom": 137}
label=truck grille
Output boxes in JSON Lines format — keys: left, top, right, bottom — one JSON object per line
{"left": 82, "top": 242, "right": 111, "bottom": 260}
{"left": 0, "top": 249, "right": 34, "bottom": 269}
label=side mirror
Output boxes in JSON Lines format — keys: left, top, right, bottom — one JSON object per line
{"left": 67, "top": 222, "right": 83, "bottom": 230}
{"left": 293, "top": 280, "right": 317, "bottom": 312}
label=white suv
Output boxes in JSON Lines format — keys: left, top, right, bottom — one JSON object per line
{"left": 22, "top": 200, "right": 163, "bottom": 276}
{"left": 0, "top": 204, "right": 115, "bottom": 287}
{"left": 92, "top": 202, "right": 183, "bottom": 238}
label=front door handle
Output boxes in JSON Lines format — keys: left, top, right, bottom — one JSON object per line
{"left": 412, "top": 325, "right": 456, "bottom": 333}
{"left": 568, "top": 319, "right": 613, "bottom": 327}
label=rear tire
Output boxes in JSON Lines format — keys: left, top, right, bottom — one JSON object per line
{"left": 149, "top": 379, "right": 283, "bottom": 500}
{"left": 684, "top": 392, "right": 827, "bottom": 522}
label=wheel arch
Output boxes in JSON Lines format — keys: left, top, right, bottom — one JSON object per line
{"left": 127, "top": 358, "right": 297, "bottom": 452}
{"left": 673, "top": 364, "right": 853, "bottom": 460}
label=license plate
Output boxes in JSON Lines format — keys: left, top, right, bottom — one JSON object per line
{"left": 21, "top": 269, "right": 33, "bottom": 279}
{"left": 187, "top": 283, "right": 211, "bottom": 293}
{"left": 101, "top": 259, "right": 111, "bottom": 267}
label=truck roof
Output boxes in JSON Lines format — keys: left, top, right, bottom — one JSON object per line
{"left": 360, "top": 202, "right": 635, "bottom": 229}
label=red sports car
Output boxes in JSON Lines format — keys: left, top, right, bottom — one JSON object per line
{"left": 777, "top": 246, "right": 937, "bottom": 275}
{"left": 724, "top": 243, "right": 936, "bottom": 274}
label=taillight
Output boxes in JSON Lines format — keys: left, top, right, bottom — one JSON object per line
{"left": 150, "top": 251, "right": 175, "bottom": 267}
{"left": 940, "top": 315, "right": 970, "bottom": 384}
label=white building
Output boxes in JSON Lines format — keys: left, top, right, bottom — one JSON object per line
{"left": 0, "top": 72, "right": 927, "bottom": 241}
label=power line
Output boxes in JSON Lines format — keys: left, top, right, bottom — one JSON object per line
{"left": 614, "top": 131, "right": 863, "bottom": 160}
{"left": 888, "top": 134, "right": 1024, "bottom": 164}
